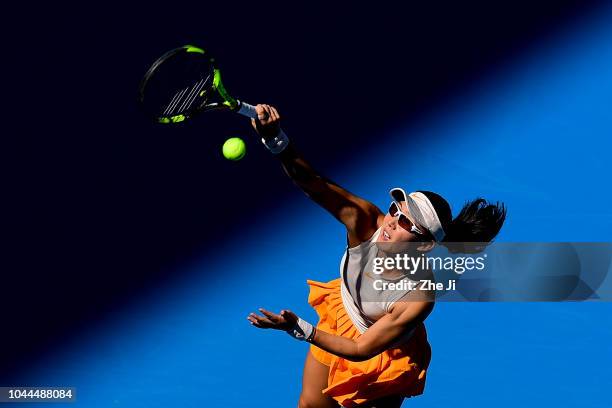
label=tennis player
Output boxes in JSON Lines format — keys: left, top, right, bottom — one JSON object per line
{"left": 247, "top": 104, "right": 506, "bottom": 408}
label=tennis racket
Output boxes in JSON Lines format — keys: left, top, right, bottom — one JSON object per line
{"left": 138, "top": 45, "right": 258, "bottom": 124}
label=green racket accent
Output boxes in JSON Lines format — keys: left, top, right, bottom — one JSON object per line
{"left": 184, "top": 45, "right": 205, "bottom": 54}
{"left": 212, "top": 69, "right": 238, "bottom": 109}
{"left": 158, "top": 114, "right": 186, "bottom": 124}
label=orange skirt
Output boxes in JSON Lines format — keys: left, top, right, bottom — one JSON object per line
{"left": 307, "top": 278, "right": 431, "bottom": 407}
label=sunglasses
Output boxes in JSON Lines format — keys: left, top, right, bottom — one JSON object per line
{"left": 388, "top": 201, "right": 425, "bottom": 236}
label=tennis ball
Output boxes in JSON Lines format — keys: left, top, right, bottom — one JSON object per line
{"left": 222, "top": 137, "right": 246, "bottom": 161}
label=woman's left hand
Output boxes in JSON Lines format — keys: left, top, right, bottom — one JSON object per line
{"left": 247, "top": 308, "right": 298, "bottom": 331}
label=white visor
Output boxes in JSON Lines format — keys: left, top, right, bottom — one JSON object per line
{"left": 390, "top": 188, "right": 446, "bottom": 242}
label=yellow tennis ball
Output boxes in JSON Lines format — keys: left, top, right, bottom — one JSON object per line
{"left": 222, "top": 137, "right": 246, "bottom": 161}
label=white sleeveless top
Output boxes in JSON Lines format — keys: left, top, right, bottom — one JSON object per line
{"left": 340, "top": 227, "right": 414, "bottom": 333}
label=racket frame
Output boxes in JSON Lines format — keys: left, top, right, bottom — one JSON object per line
{"left": 139, "top": 45, "right": 258, "bottom": 123}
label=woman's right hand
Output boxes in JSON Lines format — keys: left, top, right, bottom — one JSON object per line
{"left": 251, "top": 104, "right": 281, "bottom": 140}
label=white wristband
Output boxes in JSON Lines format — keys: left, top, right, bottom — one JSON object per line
{"left": 262, "top": 129, "right": 289, "bottom": 154}
{"left": 287, "top": 317, "right": 315, "bottom": 342}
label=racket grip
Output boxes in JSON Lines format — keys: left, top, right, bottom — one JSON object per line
{"left": 236, "top": 101, "right": 258, "bottom": 118}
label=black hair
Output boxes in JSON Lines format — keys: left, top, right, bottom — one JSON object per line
{"left": 417, "top": 191, "right": 507, "bottom": 252}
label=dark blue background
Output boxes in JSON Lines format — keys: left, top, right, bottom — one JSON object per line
{"left": 3, "top": 1, "right": 611, "bottom": 406}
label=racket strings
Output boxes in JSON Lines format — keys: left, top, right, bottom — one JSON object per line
{"left": 162, "top": 73, "right": 212, "bottom": 117}
{"left": 181, "top": 74, "right": 210, "bottom": 112}
{"left": 164, "top": 87, "right": 187, "bottom": 116}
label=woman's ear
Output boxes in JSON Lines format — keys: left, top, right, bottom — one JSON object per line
{"left": 417, "top": 240, "right": 436, "bottom": 252}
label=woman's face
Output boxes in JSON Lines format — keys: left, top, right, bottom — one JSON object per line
{"left": 377, "top": 201, "right": 429, "bottom": 243}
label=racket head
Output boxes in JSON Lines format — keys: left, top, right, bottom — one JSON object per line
{"left": 138, "top": 45, "right": 237, "bottom": 124}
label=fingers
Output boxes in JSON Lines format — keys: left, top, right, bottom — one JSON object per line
{"left": 270, "top": 106, "right": 280, "bottom": 122}
{"left": 256, "top": 104, "right": 271, "bottom": 122}
{"left": 255, "top": 104, "right": 280, "bottom": 125}
{"left": 247, "top": 308, "right": 281, "bottom": 328}
{"left": 280, "top": 309, "right": 296, "bottom": 318}
{"left": 255, "top": 104, "right": 266, "bottom": 120}
{"left": 280, "top": 309, "right": 298, "bottom": 324}
{"left": 247, "top": 314, "right": 263, "bottom": 328}
{"left": 259, "top": 308, "right": 282, "bottom": 322}
{"left": 247, "top": 312, "right": 273, "bottom": 328}
{"left": 246, "top": 308, "right": 290, "bottom": 330}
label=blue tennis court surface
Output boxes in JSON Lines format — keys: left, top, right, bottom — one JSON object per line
{"left": 13, "top": 6, "right": 612, "bottom": 408}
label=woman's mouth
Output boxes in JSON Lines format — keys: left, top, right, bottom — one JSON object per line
{"left": 383, "top": 230, "right": 391, "bottom": 241}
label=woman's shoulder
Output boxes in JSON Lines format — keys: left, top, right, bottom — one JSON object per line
{"left": 348, "top": 226, "right": 383, "bottom": 251}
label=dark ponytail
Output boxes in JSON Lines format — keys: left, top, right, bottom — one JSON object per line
{"left": 418, "top": 191, "right": 507, "bottom": 253}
